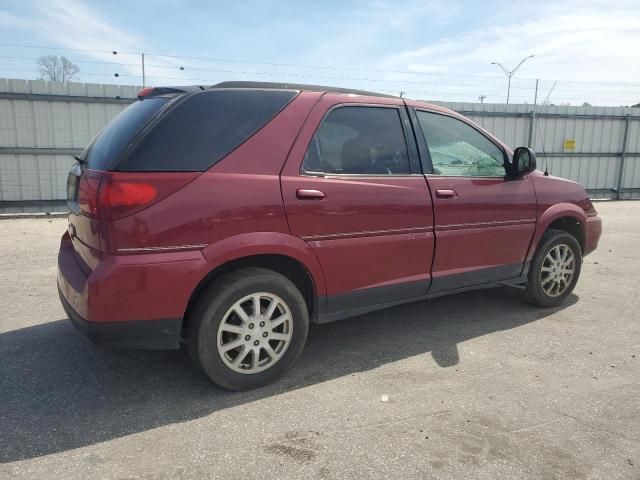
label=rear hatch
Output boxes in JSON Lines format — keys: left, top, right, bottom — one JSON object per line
{"left": 66, "top": 86, "right": 298, "bottom": 266}
{"left": 66, "top": 90, "right": 192, "bottom": 269}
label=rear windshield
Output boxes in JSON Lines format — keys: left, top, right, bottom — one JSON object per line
{"left": 83, "top": 97, "right": 169, "bottom": 170}
{"left": 115, "top": 89, "right": 297, "bottom": 172}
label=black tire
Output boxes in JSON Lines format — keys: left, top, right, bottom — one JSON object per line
{"left": 186, "top": 267, "right": 309, "bottom": 391}
{"left": 524, "top": 229, "right": 582, "bottom": 307}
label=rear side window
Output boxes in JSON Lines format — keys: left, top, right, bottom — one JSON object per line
{"left": 116, "top": 89, "right": 297, "bottom": 172}
{"left": 303, "top": 106, "right": 410, "bottom": 175}
{"left": 84, "top": 97, "right": 168, "bottom": 170}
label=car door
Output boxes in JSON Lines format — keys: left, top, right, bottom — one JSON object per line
{"left": 410, "top": 107, "right": 537, "bottom": 293}
{"left": 281, "top": 94, "right": 434, "bottom": 318}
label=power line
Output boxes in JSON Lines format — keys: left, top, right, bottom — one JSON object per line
{"left": 4, "top": 55, "right": 639, "bottom": 96}
{"left": 2, "top": 42, "right": 640, "bottom": 91}
{"left": 0, "top": 54, "right": 141, "bottom": 67}
{"left": 0, "top": 66, "right": 633, "bottom": 103}
{"left": 0, "top": 42, "right": 117, "bottom": 55}
{"left": 1, "top": 42, "right": 638, "bottom": 104}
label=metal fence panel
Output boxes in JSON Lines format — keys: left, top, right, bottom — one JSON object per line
{"left": 435, "top": 101, "right": 640, "bottom": 198}
{"left": 0, "top": 79, "right": 137, "bottom": 203}
{"left": 1, "top": 79, "right": 640, "bottom": 203}
{"left": 621, "top": 157, "right": 640, "bottom": 200}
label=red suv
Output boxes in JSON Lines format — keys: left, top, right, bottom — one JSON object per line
{"left": 58, "top": 81, "right": 602, "bottom": 390}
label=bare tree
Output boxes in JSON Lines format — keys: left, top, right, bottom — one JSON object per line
{"left": 36, "top": 55, "right": 80, "bottom": 83}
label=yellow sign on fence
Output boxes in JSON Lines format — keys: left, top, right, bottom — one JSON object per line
{"left": 564, "top": 139, "right": 576, "bottom": 151}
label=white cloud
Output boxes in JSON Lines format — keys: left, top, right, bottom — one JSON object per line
{"left": 382, "top": 1, "right": 640, "bottom": 104}
{"left": 2, "top": 0, "right": 638, "bottom": 104}
{"left": 6, "top": 0, "right": 192, "bottom": 86}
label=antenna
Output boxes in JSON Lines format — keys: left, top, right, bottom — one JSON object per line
{"left": 534, "top": 80, "right": 557, "bottom": 175}
{"left": 535, "top": 105, "right": 549, "bottom": 176}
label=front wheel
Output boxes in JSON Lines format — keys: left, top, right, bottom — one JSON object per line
{"left": 524, "top": 229, "right": 582, "bottom": 307}
{"left": 186, "top": 267, "right": 309, "bottom": 390}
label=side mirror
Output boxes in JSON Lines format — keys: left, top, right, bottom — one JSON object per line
{"left": 509, "top": 147, "right": 537, "bottom": 178}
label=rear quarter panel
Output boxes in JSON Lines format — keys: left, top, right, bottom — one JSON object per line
{"left": 96, "top": 91, "right": 328, "bottom": 318}
{"left": 105, "top": 91, "right": 323, "bottom": 253}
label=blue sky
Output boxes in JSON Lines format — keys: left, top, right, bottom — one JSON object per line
{"left": 1, "top": 0, "right": 639, "bottom": 105}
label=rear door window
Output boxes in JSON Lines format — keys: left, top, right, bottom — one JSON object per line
{"left": 117, "top": 89, "right": 297, "bottom": 172}
{"left": 303, "top": 106, "right": 411, "bottom": 175}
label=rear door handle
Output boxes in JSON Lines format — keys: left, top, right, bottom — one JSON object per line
{"left": 296, "top": 189, "right": 326, "bottom": 200}
{"left": 435, "top": 189, "right": 458, "bottom": 199}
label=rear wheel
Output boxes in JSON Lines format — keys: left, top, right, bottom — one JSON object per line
{"left": 186, "top": 267, "right": 309, "bottom": 390}
{"left": 524, "top": 229, "right": 582, "bottom": 307}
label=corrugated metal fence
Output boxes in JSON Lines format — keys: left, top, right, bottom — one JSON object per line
{"left": 0, "top": 78, "right": 139, "bottom": 211}
{"left": 435, "top": 101, "right": 640, "bottom": 199}
{"left": 1, "top": 79, "right": 639, "bottom": 209}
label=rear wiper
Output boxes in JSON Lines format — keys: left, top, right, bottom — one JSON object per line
{"left": 73, "top": 155, "right": 87, "bottom": 166}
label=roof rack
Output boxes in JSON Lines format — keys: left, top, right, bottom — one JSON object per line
{"left": 209, "top": 81, "right": 398, "bottom": 99}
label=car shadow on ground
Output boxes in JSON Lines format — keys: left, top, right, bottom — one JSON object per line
{"left": 0, "top": 287, "right": 577, "bottom": 463}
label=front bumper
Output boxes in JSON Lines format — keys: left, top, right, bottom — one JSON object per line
{"left": 584, "top": 214, "right": 603, "bottom": 256}
{"left": 59, "top": 287, "right": 182, "bottom": 349}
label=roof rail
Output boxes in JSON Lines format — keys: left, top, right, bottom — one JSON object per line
{"left": 209, "top": 81, "right": 398, "bottom": 98}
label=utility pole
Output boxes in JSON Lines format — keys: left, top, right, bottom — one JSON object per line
{"left": 141, "top": 53, "right": 146, "bottom": 87}
{"left": 491, "top": 55, "right": 535, "bottom": 104}
{"left": 478, "top": 94, "right": 487, "bottom": 104}
{"left": 528, "top": 79, "right": 539, "bottom": 148}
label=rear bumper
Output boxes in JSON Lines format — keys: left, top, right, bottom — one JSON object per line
{"left": 584, "top": 215, "right": 602, "bottom": 256}
{"left": 57, "top": 231, "right": 208, "bottom": 349}
{"left": 59, "top": 287, "right": 182, "bottom": 349}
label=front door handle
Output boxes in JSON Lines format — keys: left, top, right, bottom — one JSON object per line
{"left": 296, "top": 189, "right": 326, "bottom": 200}
{"left": 435, "top": 189, "right": 458, "bottom": 199}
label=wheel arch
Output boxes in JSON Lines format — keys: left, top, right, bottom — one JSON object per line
{"left": 546, "top": 217, "right": 585, "bottom": 253}
{"left": 527, "top": 203, "right": 587, "bottom": 261}
{"left": 183, "top": 232, "right": 326, "bottom": 332}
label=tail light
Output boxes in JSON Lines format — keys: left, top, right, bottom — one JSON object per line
{"left": 77, "top": 170, "right": 198, "bottom": 220}
{"left": 99, "top": 177, "right": 158, "bottom": 220}
{"left": 77, "top": 171, "right": 103, "bottom": 217}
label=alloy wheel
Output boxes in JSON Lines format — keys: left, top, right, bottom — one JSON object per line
{"left": 540, "top": 243, "right": 576, "bottom": 297}
{"left": 216, "top": 292, "right": 293, "bottom": 374}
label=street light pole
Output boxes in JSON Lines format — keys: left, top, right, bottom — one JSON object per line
{"left": 491, "top": 55, "right": 534, "bottom": 104}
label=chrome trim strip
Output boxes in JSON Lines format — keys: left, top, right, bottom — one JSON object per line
{"left": 437, "top": 218, "right": 536, "bottom": 231}
{"left": 301, "top": 226, "right": 433, "bottom": 241}
{"left": 301, "top": 172, "right": 424, "bottom": 178}
{"left": 117, "top": 244, "right": 208, "bottom": 252}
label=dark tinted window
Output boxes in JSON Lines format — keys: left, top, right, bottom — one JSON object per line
{"left": 84, "top": 98, "right": 168, "bottom": 170}
{"left": 416, "top": 111, "right": 505, "bottom": 177}
{"left": 116, "top": 89, "right": 297, "bottom": 171}
{"left": 303, "top": 106, "right": 410, "bottom": 175}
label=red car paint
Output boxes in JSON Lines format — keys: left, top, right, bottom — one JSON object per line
{"left": 57, "top": 84, "right": 602, "bottom": 349}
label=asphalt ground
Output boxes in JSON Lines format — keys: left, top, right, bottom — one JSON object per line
{"left": 1, "top": 200, "right": 639, "bottom": 479}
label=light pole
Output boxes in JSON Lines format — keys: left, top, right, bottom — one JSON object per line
{"left": 491, "top": 55, "right": 534, "bottom": 104}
